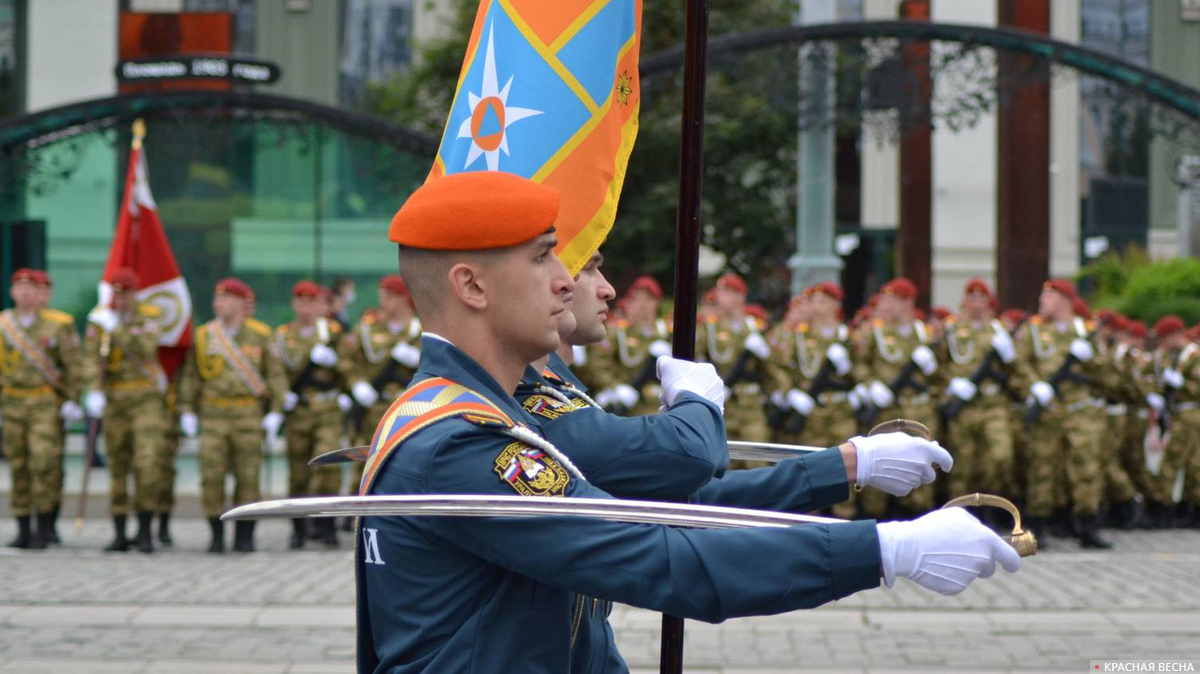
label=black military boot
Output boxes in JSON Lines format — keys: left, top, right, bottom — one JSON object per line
{"left": 233, "top": 520, "right": 255, "bottom": 553}
{"left": 1026, "top": 516, "right": 1050, "bottom": 550}
{"left": 44, "top": 505, "right": 61, "bottom": 545}
{"left": 7, "top": 516, "right": 33, "bottom": 549}
{"left": 105, "top": 515, "right": 130, "bottom": 552}
{"left": 133, "top": 512, "right": 154, "bottom": 554}
{"left": 289, "top": 519, "right": 307, "bottom": 550}
{"left": 34, "top": 512, "right": 56, "bottom": 549}
{"left": 207, "top": 518, "right": 225, "bottom": 554}
{"left": 1050, "top": 507, "right": 1076, "bottom": 538}
{"left": 158, "top": 513, "right": 173, "bottom": 547}
{"left": 1077, "top": 515, "right": 1113, "bottom": 549}
{"left": 1174, "top": 502, "right": 1196, "bottom": 529}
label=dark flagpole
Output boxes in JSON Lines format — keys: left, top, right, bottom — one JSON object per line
{"left": 664, "top": 0, "right": 709, "bottom": 672}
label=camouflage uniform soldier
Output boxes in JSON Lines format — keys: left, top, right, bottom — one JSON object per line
{"left": 1013, "top": 280, "right": 1109, "bottom": 548}
{"left": 37, "top": 270, "right": 70, "bottom": 544}
{"left": 83, "top": 268, "right": 166, "bottom": 553}
{"left": 177, "top": 278, "right": 287, "bottom": 553}
{"left": 276, "top": 281, "right": 345, "bottom": 549}
{"left": 936, "top": 279, "right": 1017, "bottom": 500}
{"left": 696, "top": 274, "right": 772, "bottom": 467}
{"left": 338, "top": 275, "right": 422, "bottom": 491}
{"left": 157, "top": 379, "right": 180, "bottom": 546}
{"left": 1090, "top": 314, "right": 1140, "bottom": 527}
{"left": 1120, "top": 321, "right": 1159, "bottom": 515}
{"left": 852, "top": 278, "right": 942, "bottom": 516}
{"left": 1150, "top": 316, "right": 1200, "bottom": 528}
{"left": 1, "top": 269, "right": 84, "bottom": 549}
{"left": 594, "top": 276, "right": 671, "bottom": 416}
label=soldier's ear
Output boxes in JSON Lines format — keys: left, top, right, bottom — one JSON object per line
{"left": 448, "top": 262, "right": 488, "bottom": 312}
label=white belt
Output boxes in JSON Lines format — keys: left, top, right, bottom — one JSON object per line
{"left": 817, "top": 392, "right": 847, "bottom": 405}
{"left": 900, "top": 392, "right": 931, "bottom": 405}
{"left": 1178, "top": 402, "right": 1199, "bottom": 412}
{"left": 732, "top": 383, "right": 762, "bottom": 395}
{"left": 1065, "top": 398, "right": 1103, "bottom": 413}
{"left": 1106, "top": 404, "right": 1128, "bottom": 416}
{"left": 1137, "top": 409, "right": 1148, "bottom": 420}
{"left": 979, "top": 382, "right": 1002, "bottom": 397}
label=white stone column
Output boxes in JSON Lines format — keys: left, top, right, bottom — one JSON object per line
{"left": 860, "top": 0, "right": 901, "bottom": 232}
{"left": 1049, "top": 0, "right": 1082, "bottom": 278}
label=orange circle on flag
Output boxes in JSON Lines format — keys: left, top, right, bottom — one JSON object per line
{"left": 471, "top": 97, "right": 506, "bottom": 152}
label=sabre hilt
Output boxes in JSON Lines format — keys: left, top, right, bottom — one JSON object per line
{"left": 942, "top": 493, "right": 1038, "bottom": 557}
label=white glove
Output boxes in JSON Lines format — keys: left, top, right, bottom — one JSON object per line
{"left": 572, "top": 345, "right": 588, "bottom": 366}
{"left": 1030, "top": 381, "right": 1054, "bottom": 407}
{"left": 595, "top": 388, "right": 614, "bottom": 409}
{"left": 849, "top": 383, "right": 869, "bottom": 411}
{"left": 1163, "top": 368, "right": 1184, "bottom": 390}
{"left": 337, "top": 393, "right": 353, "bottom": 413}
{"left": 786, "top": 389, "right": 815, "bottom": 417}
{"left": 851, "top": 431, "right": 953, "bottom": 497}
{"left": 911, "top": 345, "right": 938, "bottom": 376}
{"left": 60, "top": 401, "right": 84, "bottom": 423}
{"left": 283, "top": 391, "right": 299, "bottom": 412}
{"left": 876, "top": 507, "right": 1021, "bottom": 595}
{"left": 869, "top": 380, "right": 895, "bottom": 409}
{"left": 657, "top": 356, "right": 725, "bottom": 412}
{"left": 648, "top": 339, "right": 673, "bottom": 359}
{"left": 391, "top": 341, "right": 421, "bottom": 368}
{"left": 613, "top": 383, "right": 639, "bottom": 409}
{"left": 180, "top": 413, "right": 199, "bottom": 438}
{"left": 262, "top": 411, "right": 284, "bottom": 439}
{"left": 1069, "top": 338, "right": 1094, "bottom": 363}
{"left": 770, "top": 390, "right": 787, "bottom": 409}
{"left": 743, "top": 333, "right": 770, "bottom": 360}
{"left": 352, "top": 381, "right": 379, "bottom": 408}
{"left": 948, "top": 377, "right": 977, "bottom": 402}
{"left": 84, "top": 391, "right": 107, "bottom": 418}
{"left": 990, "top": 330, "right": 1015, "bottom": 364}
{"left": 825, "top": 343, "right": 852, "bottom": 376}
{"left": 309, "top": 343, "right": 338, "bottom": 367}
{"left": 87, "top": 307, "right": 118, "bottom": 333}
{"left": 1146, "top": 392, "right": 1165, "bottom": 413}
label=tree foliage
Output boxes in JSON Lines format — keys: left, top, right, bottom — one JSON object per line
{"left": 358, "top": 0, "right": 804, "bottom": 297}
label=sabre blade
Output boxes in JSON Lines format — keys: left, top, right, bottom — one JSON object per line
{"left": 311, "top": 440, "right": 824, "bottom": 467}
{"left": 221, "top": 494, "right": 843, "bottom": 529}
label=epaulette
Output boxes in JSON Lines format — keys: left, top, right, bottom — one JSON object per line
{"left": 245, "top": 317, "right": 272, "bottom": 336}
{"left": 137, "top": 302, "right": 163, "bottom": 319}
{"left": 1029, "top": 315, "right": 1044, "bottom": 325}
{"left": 613, "top": 319, "right": 630, "bottom": 329}
{"left": 40, "top": 308, "right": 74, "bottom": 325}
{"left": 362, "top": 309, "right": 379, "bottom": 324}
{"left": 944, "top": 315, "right": 957, "bottom": 325}
{"left": 872, "top": 318, "right": 885, "bottom": 328}
{"left": 329, "top": 320, "right": 343, "bottom": 334}
{"left": 797, "top": 322, "right": 810, "bottom": 334}
{"left": 276, "top": 323, "right": 291, "bottom": 334}
{"left": 1086, "top": 319, "right": 1097, "bottom": 332}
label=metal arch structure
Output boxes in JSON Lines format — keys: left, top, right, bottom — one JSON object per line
{"left": 640, "top": 20, "right": 1200, "bottom": 122}
{"left": 0, "top": 90, "right": 440, "bottom": 154}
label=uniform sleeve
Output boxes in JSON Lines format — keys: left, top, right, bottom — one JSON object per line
{"left": 262, "top": 336, "right": 288, "bottom": 414}
{"left": 1010, "top": 325, "right": 1038, "bottom": 395}
{"left": 540, "top": 392, "right": 727, "bottom": 501}
{"left": 416, "top": 428, "right": 882, "bottom": 624}
{"left": 852, "top": 328, "right": 874, "bottom": 385}
{"left": 763, "top": 330, "right": 794, "bottom": 398}
{"left": 112, "top": 321, "right": 159, "bottom": 363}
{"left": 81, "top": 324, "right": 103, "bottom": 393}
{"left": 176, "top": 348, "right": 200, "bottom": 416}
{"left": 56, "top": 320, "right": 86, "bottom": 400}
{"left": 692, "top": 447, "right": 850, "bottom": 513}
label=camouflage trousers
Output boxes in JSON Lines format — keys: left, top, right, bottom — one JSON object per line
{"left": 285, "top": 396, "right": 343, "bottom": 498}
{"left": 945, "top": 396, "right": 1015, "bottom": 500}
{"left": 1122, "top": 411, "right": 1157, "bottom": 500}
{"left": 1025, "top": 402, "right": 1104, "bottom": 517}
{"left": 103, "top": 390, "right": 165, "bottom": 515}
{"left": 157, "top": 416, "right": 180, "bottom": 514}
{"left": 725, "top": 390, "right": 770, "bottom": 471}
{"left": 1, "top": 390, "right": 63, "bottom": 516}
{"left": 1101, "top": 409, "right": 1136, "bottom": 503}
{"left": 198, "top": 405, "right": 264, "bottom": 518}
{"left": 1160, "top": 408, "right": 1200, "bottom": 505}
{"left": 1008, "top": 405, "right": 1029, "bottom": 504}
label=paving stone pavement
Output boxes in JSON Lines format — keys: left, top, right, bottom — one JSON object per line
{"left": 0, "top": 517, "right": 1198, "bottom": 673}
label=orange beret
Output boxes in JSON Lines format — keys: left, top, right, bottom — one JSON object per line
{"left": 1126, "top": 320, "right": 1147, "bottom": 338}
{"left": 1000, "top": 308, "right": 1027, "bottom": 324}
{"left": 804, "top": 282, "right": 844, "bottom": 301}
{"left": 1107, "top": 314, "right": 1129, "bottom": 332}
{"left": 389, "top": 172, "right": 559, "bottom": 250}
{"left": 702, "top": 289, "right": 717, "bottom": 304}
{"left": 1155, "top": 315, "right": 1185, "bottom": 338}
{"left": 215, "top": 277, "right": 253, "bottom": 300}
{"left": 627, "top": 275, "right": 663, "bottom": 300}
{"left": 788, "top": 294, "right": 807, "bottom": 308}
{"left": 881, "top": 278, "right": 917, "bottom": 300}
{"left": 716, "top": 273, "right": 747, "bottom": 295}
{"left": 1096, "top": 309, "right": 1115, "bottom": 325}
{"left": 1072, "top": 296, "right": 1092, "bottom": 320}
{"left": 1043, "top": 279, "right": 1077, "bottom": 301}
{"left": 378, "top": 275, "right": 410, "bottom": 297}
{"left": 745, "top": 304, "right": 769, "bottom": 323}
{"left": 932, "top": 306, "right": 954, "bottom": 321}
{"left": 914, "top": 308, "right": 928, "bottom": 321}
{"left": 292, "top": 281, "right": 322, "bottom": 298}
{"left": 110, "top": 267, "right": 141, "bottom": 292}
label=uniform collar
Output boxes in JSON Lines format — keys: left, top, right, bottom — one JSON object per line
{"left": 415, "top": 335, "right": 537, "bottom": 425}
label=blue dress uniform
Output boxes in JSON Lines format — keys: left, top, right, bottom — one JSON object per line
{"left": 523, "top": 353, "right": 856, "bottom": 513}
{"left": 357, "top": 337, "right": 881, "bottom": 674}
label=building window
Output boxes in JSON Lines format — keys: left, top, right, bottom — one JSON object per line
{"left": 339, "top": 0, "right": 412, "bottom": 107}
{"left": 0, "top": 0, "right": 23, "bottom": 120}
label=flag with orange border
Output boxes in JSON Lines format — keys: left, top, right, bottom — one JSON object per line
{"left": 429, "top": 0, "right": 642, "bottom": 275}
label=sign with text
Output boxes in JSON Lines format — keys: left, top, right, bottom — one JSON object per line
{"left": 116, "top": 55, "right": 281, "bottom": 85}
